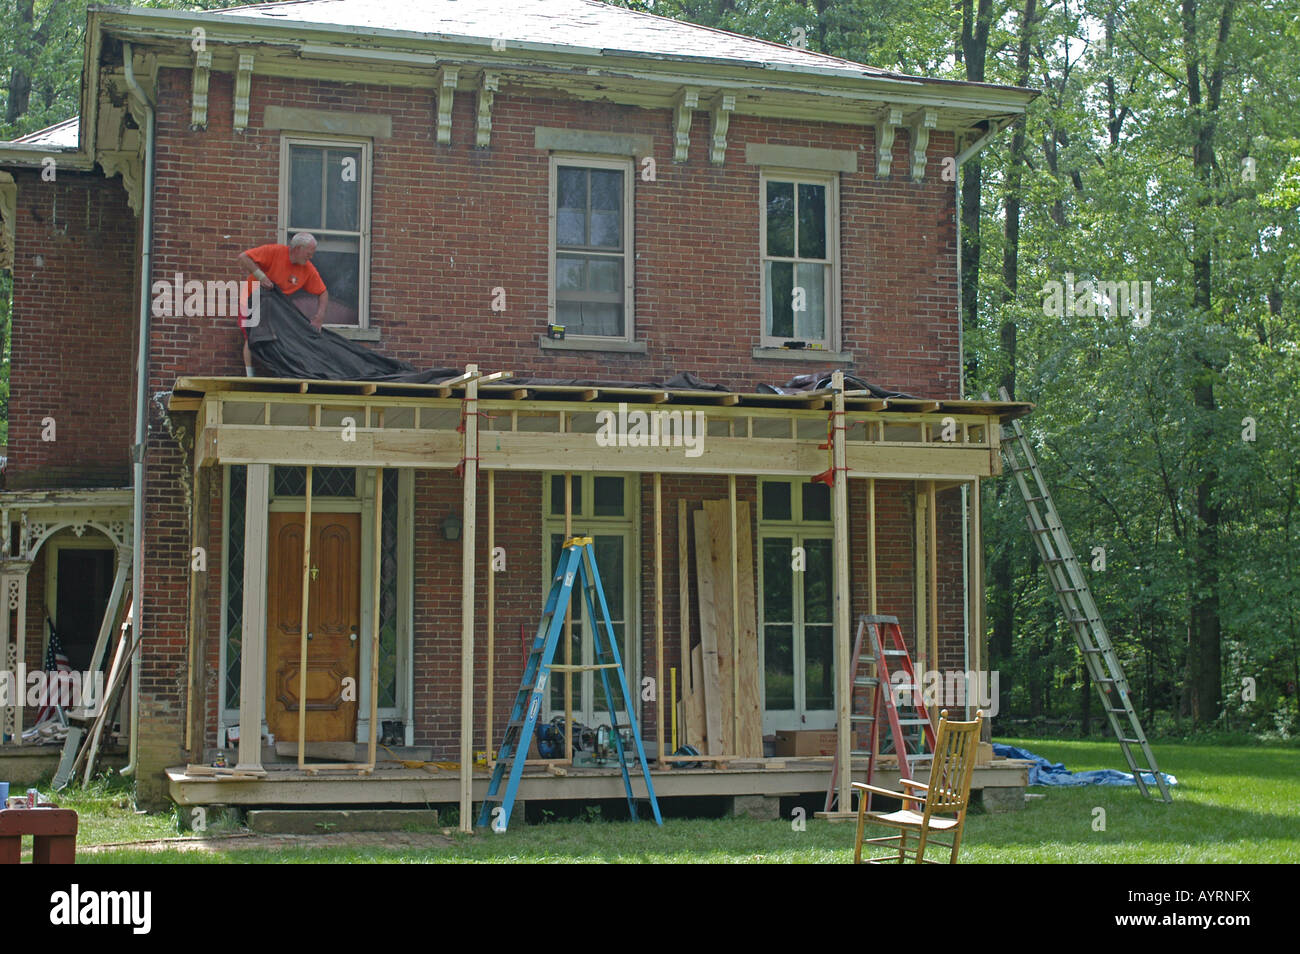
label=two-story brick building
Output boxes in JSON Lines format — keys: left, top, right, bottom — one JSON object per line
{"left": 0, "top": 0, "right": 1034, "bottom": 824}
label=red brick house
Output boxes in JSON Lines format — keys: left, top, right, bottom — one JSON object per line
{"left": 0, "top": 0, "right": 1034, "bottom": 823}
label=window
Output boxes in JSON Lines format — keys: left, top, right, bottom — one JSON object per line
{"left": 550, "top": 157, "right": 634, "bottom": 339}
{"left": 279, "top": 136, "right": 371, "bottom": 327}
{"left": 758, "top": 479, "right": 834, "bottom": 732}
{"left": 760, "top": 171, "right": 838, "bottom": 349}
{"left": 542, "top": 473, "right": 639, "bottom": 725}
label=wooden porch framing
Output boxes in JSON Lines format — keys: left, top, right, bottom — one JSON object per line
{"left": 0, "top": 488, "right": 133, "bottom": 748}
{"left": 170, "top": 371, "right": 1030, "bottom": 830}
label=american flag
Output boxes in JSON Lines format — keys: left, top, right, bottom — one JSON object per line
{"left": 33, "top": 619, "right": 73, "bottom": 724}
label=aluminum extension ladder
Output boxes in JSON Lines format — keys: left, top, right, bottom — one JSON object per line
{"left": 476, "top": 537, "right": 662, "bottom": 831}
{"left": 997, "top": 387, "right": 1171, "bottom": 802}
{"left": 825, "top": 615, "right": 937, "bottom": 812}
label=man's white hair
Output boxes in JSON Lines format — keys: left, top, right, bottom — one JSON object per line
{"left": 289, "top": 232, "right": 318, "bottom": 249}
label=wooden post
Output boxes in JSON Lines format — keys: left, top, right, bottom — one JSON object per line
{"left": 366, "top": 468, "right": 383, "bottom": 770}
{"left": 486, "top": 469, "right": 496, "bottom": 754}
{"left": 727, "top": 475, "right": 740, "bottom": 754}
{"left": 563, "top": 467, "right": 573, "bottom": 764}
{"left": 186, "top": 466, "right": 211, "bottom": 759}
{"left": 676, "top": 498, "right": 691, "bottom": 748}
{"left": 868, "top": 478, "right": 877, "bottom": 615}
{"left": 458, "top": 366, "right": 480, "bottom": 834}
{"left": 970, "top": 478, "right": 984, "bottom": 673}
{"left": 928, "top": 480, "right": 938, "bottom": 693}
{"left": 914, "top": 484, "right": 927, "bottom": 674}
{"left": 12, "top": 570, "right": 28, "bottom": 746}
{"left": 654, "top": 473, "right": 664, "bottom": 765}
{"left": 830, "top": 372, "right": 852, "bottom": 813}
{"left": 236, "top": 463, "right": 269, "bottom": 772}
{"left": 297, "top": 466, "right": 314, "bottom": 770}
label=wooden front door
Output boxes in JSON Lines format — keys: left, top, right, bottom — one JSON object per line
{"left": 266, "top": 511, "right": 361, "bottom": 742}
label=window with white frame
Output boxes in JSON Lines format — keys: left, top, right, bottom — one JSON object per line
{"left": 761, "top": 171, "right": 838, "bottom": 349}
{"left": 550, "top": 157, "right": 634, "bottom": 339}
{"left": 279, "top": 136, "right": 371, "bottom": 327}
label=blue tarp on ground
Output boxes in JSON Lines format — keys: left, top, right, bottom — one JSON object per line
{"left": 993, "top": 744, "right": 1178, "bottom": 789}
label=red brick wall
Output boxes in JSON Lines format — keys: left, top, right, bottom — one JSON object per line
{"left": 144, "top": 68, "right": 960, "bottom": 397}
{"left": 6, "top": 170, "right": 137, "bottom": 489}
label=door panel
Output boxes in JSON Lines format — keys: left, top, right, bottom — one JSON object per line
{"left": 266, "top": 512, "right": 361, "bottom": 742}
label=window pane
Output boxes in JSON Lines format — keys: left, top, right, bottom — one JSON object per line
{"left": 804, "top": 539, "right": 832, "bottom": 623}
{"left": 764, "top": 624, "right": 794, "bottom": 710}
{"left": 593, "top": 477, "right": 624, "bottom": 516}
{"left": 794, "top": 262, "right": 826, "bottom": 341}
{"left": 556, "top": 255, "right": 585, "bottom": 291}
{"left": 801, "top": 482, "right": 831, "bottom": 522}
{"left": 557, "top": 210, "right": 586, "bottom": 247}
{"left": 766, "top": 181, "right": 794, "bottom": 258}
{"left": 590, "top": 170, "right": 621, "bottom": 211}
{"left": 558, "top": 167, "right": 587, "bottom": 210}
{"left": 310, "top": 241, "right": 361, "bottom": 323}
{"left": 289, "top": 146, "right": 323, "bottom": 229}
{"left": 549, "top": 474, "right": 582, "bottom": 516}
{"left": 804, "top": 624, "right": 834, "bottom": 709}
{"left": 559, "top": 301, "right": 622, "bottom": 337}
{"left": 762, "top": 482, "right": 792, "bottom": 521}
{"left": 797, "top": 183, "right": 826, "bottom": 259}
{"left": 325, "top": 148, "right": 361, "bottom": 232}
{"left": 593, "top": 535, "right": 623, "bottom": 620}
{"left": 586, "top": 257, "right": 622, "bottom": 294}
{"left": 589, "top": 210, "right": 621, "bottom": 249}
{"left": 762, "top": 538, "right": 794, "bottom": 622}
{"left": 765, "top": 261, "right": 795, "bottom": 338}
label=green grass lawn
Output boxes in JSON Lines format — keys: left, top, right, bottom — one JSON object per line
{"left": 53, "top": 738, "right": 1300, "bottom": 863}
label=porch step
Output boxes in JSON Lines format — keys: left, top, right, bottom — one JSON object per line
{"left": 245, "top": 808, "right": 441, "bottom": 835}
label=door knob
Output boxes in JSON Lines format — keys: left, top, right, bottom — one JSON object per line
{"left": 310, "top": 565, "right": 320, "bottom": 581}
{"left": 349, "top": 629, "right": 358, "bottom": 642}
{"left": 306, "top": 631, "right": 313, "bottom": 641}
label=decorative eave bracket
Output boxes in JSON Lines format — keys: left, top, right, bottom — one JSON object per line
{"left": 191, "top": 50, "right": 213, "bottom": 130}
{"left": 476, "top": 71, "right": 499, "bottom": 148}
{"left": 673, "top": 88, "right": 700, "bottom": 162}
{"left": 436, "top": 66, "right": 460, "bottom": 145}
{"left": 875, "top": 106, "right": 903, "bottom": 178}
{"left": 908, "top": 109, "right": 938, "bottom": 181}
{"left": 233, "top": 51, "right": 255, "bottom": 131}
{"left": 709, "top": 92, "right": 735, "bottom": 165}
{"left": 100, "top": 151, "right": 144, "bottom": 217}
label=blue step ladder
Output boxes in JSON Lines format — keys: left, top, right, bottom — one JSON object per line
{"left": 476, "top": 536, "right": 662, "bottom": 832}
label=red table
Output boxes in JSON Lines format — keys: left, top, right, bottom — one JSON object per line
{"left": 0, "top": 808, "right": 78, "bottom": 864}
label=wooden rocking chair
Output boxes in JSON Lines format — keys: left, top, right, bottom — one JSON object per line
{"left": 852, "top": 709, "right": 984, "bottom": 864}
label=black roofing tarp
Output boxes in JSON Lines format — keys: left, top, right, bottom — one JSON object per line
{"left": 247, "top": 288, "right": 458, "bottom": 383}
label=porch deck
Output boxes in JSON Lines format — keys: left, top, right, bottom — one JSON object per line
{"left": 167, "top": 757, "right": 1028, "bottom": 811}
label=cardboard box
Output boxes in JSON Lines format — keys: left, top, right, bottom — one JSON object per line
{"left": 773, "top": 730, "right": 839, "bottom": 757}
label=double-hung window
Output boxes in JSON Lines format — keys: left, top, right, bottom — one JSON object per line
{"left": 279, "top": 136, "right": 371, "bottom": 327}
{"left": 550, "top": 157, "right": 634, "bottom": 340}
{"left": 761, "top": 171, "right": 838, "bottom": 349}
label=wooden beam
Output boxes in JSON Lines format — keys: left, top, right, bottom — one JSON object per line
{"left": 830, "top": 372, "right": 853, "bottom": 815}
{"left": 458, "top": 366, "right": 480, "bottom": 833}
{"left": 297, "top": 466, "right": 314, "bottom": 771}
{"left": 654, "top": 473, "right": 665, "bottom": 765}
{"left": 914, "top": 483, "right": 927, "bottom": 675}
{"left": 236, "top": 464, "right": 269, "bottom": 773}
{"left": 366, "top": 468, "right": 383, "bottom": 771}
{"left": 486, "top": 470, "right": 496, "bottom": 754}
{"left": 677, "top": 498, "right": 691, "bottom": 750}
{"left": 693, "top": 509, "right": 724, "bottom": 754}
{"left": 728, "top": 478, "right": 740, "bottom": 756}
{"left": 186, "top": 466, "right": 211, "bottom": 760}
{"left": 928, "top": 479, "right": 938, "bottom": 710}
{"left": 868, "top": 478, "right": 877, "bottom": 615}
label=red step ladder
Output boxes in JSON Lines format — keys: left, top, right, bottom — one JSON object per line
{"left": 825, "top": 614, "right": 936, "bottom": 812}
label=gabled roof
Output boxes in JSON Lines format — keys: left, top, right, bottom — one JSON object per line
{"left": 211, "top": 0, "right": 900, "bottom": 81}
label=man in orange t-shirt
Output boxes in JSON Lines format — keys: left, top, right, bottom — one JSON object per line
{"left": 236, "top": 232, "right": 330, "bottom": 375}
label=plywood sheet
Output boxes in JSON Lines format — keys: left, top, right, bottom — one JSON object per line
{"left": 693, "top": 508, "right": 726, "bottom": 754}
{"left": 734, "top": 501, "right": 762, "bottom": 757}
